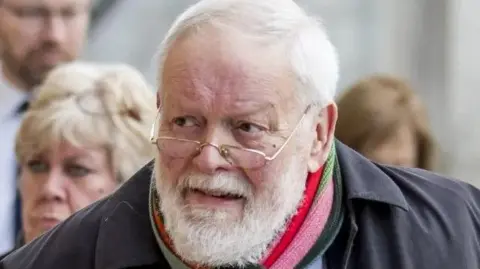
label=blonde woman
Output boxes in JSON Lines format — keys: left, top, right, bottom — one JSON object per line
{"left": 8, "top": 62, "right": 156, "bottom": 255}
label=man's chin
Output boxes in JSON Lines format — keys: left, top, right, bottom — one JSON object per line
{"left": 167, "top": 207, "right": 275, "bottom": 267}
{"left": 183, "top": 207, "right": 241, "bottom": 224}
{"left": 25, "top": 59, "right": 68, "bottom": 80}
{"left": 18, "top": 68, "right": 50, "bottom": 89}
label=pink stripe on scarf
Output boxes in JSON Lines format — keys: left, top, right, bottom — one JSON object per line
{"left": 269, "top": 178, "right": 334, "bottom": 269}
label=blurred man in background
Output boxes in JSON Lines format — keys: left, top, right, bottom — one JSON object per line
{"left": 0, "top": 0, "right": 91, "bottom": 254}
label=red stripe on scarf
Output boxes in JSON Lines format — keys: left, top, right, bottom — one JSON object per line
{"left": 261, "top": 166, "right": 324, "bottom": 267}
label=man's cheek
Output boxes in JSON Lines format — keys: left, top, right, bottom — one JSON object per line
{"left": 159, "top": 157, "right": 187, "bottom": 182}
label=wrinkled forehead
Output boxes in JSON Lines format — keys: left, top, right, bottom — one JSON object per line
{"left": 160, "top": 27, "right": 299, "bottom": 115}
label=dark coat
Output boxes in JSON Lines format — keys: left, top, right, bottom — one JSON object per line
{"left": 0, "top": 235, "right": 23, "bottom": 262}
{"left": 2, "top": 141, "right": 480, "bottom": 269}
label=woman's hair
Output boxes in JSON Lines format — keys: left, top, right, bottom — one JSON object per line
{"left": 16, "top": 61, "right": 157, "bottom": 182}
{"left": 335, "top": 74, "right": 436, "bottom": 170}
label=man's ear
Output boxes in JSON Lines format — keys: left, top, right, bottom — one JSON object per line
{"left": 307, "top": 103, "right": 338, "bottom": 172}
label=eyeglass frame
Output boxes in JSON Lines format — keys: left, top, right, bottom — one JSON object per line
{"left": 149, "top": 104, "right": 312, "bottom": 168}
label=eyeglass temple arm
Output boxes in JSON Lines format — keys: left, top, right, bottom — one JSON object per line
{"left": 264, "top": 105, "right": 311, "bottom": 161}
{"left": 150, "top": 109, "right": 162, "bottom": 143}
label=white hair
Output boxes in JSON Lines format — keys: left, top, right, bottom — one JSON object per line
{"left": 156, "top": 0, "right": 339, "bottom": 106}
{"left": 16, "top": 61, "right": 156, "bottom": 182}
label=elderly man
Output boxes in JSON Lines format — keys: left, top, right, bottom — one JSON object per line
{"left": 2, "top": 0, "right": 480, "bottom": 268}
{"left": 0, "top": 0, "right": 91, "bottom": 254}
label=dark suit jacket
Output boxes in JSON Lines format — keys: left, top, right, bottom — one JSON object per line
{"left": 2, "top": 141, "right": 480, "bottom": 269}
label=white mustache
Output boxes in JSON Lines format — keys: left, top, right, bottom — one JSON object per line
{"left": 178, "top": 172, "right": 253, "bottom": 198}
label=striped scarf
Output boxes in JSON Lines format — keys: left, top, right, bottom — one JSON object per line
{"left": 149, "top": 146, "right": 342, "bottom": 269}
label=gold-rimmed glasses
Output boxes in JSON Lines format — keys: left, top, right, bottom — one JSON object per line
{"left": 149, "top": 105, "right": 312, "bottom": 169}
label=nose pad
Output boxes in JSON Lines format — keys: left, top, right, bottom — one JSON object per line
{"left": 218, "top": 145, "right": 230, "bottom": 158}
{"left": 196, "top": 143, "right": 230, "bottom": 161}
{"left": 192, "top": 143, "right": 233, "bottom": 174}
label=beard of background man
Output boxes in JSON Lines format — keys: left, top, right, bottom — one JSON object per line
{"left": 1, "top": 40, "right": 74, "bottom": 90}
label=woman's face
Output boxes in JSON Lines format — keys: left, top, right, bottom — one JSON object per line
{"left": 363, "top": 123, "right": 418, "bottom": 168}
{"left": 20, "top": 141, "right": 118, "bottom": 243}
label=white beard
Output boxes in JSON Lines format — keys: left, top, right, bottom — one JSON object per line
{"left": 154, "top": 156, "right": 307, "bottom": 267}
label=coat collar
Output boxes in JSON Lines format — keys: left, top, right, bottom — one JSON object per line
{"left": 94, "top": 162, "right": 167, "bottom": 269}
{"left": 96, "top": 142, "right": 409, "bottom": 268}
{"left": 335, "top": 140, "right": 409, "bottom": 211}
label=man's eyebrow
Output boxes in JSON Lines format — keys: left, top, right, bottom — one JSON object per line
{"left": 231, "top": 102, "right": 281, "bottom": 130}
{"left": 230, "top": 101, "right": 276, "bottom": 117}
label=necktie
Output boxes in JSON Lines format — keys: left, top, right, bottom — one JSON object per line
{"left": 15, "top": 100, "right": 29, "bottom": 115}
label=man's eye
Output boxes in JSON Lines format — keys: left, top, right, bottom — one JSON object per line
{"left": 236, "top": 122, "right": 264, "bottom": 133}
{"left": 172, "top": 116, "right": 197, "bottom": 127}
{"left": 61, "top": 9, "right": 77, "bottom": 18}
{"left": 13, "top": 7, "right": 44, "bottom": 18}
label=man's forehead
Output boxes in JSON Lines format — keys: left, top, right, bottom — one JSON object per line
{"left": 162, "top": 68, "right": 296, "bottom": 117}
{"left": 4, "top": 0, "right": 89, "bottom": 8}
{"left": 161, "top": 28, "right": 298, "bottom": 112}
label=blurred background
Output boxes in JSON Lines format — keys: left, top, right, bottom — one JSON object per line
{"left": 84, "top": 0, "right": 480, "bottom": 185}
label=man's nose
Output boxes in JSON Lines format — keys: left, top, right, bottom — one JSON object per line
{"left": 42, "top": 16, "right": 67, "bottom": 44}
{"left": 192, "top": 130, "right": 233, "bottom": 175}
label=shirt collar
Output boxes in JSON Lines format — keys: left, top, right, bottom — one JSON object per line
{"left": 0, "top": 66, "right": 28, "bottom": 119}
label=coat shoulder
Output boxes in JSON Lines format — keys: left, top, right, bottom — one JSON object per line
{"left": 381, "top": 166, "right": 480, "bottom": 266}
{"left": 384, "top": 166, "right": 480, "bottom": 216}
